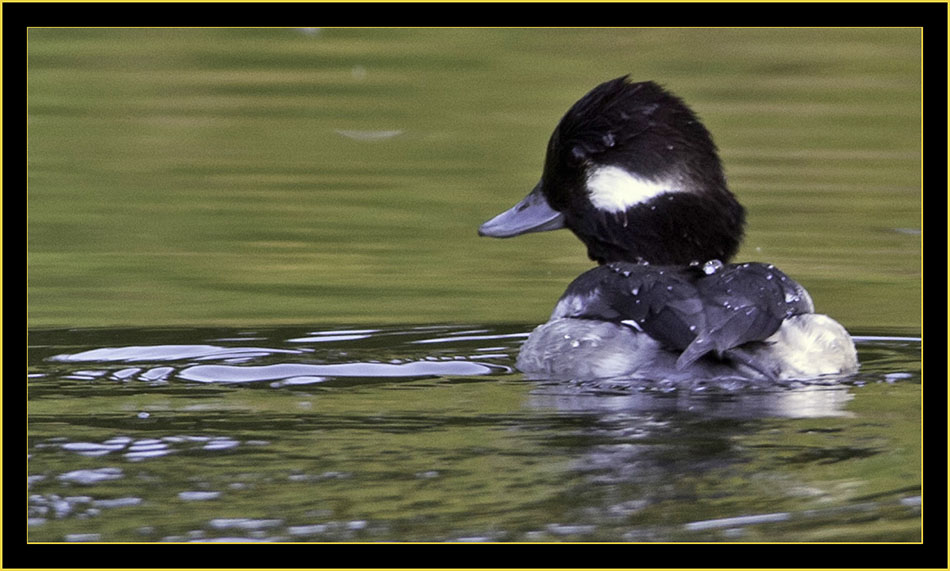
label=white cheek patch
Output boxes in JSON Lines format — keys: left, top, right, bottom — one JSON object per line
{"left": 585, "top": 165, "right": 681, "bottom": 213}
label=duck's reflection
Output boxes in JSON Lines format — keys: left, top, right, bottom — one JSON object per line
{"left": 527, "top": 381, "right": 855, "bottom": 419}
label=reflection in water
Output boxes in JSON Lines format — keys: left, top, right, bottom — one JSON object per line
{"left": 528, "top": 383, "right": 855, "bottom": 419}
{"left": 27, "top": 325, "right": 921, "bottom": 542}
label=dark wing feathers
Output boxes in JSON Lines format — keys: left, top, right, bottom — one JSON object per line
{"left": 675, "top": 263, "right": 795, "bottom": 368}
{"left": 553, "top": 261, "right": 812, "bottom": 369}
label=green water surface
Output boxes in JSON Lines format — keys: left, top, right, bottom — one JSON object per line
{"left": 27, "top": 27, "right": 921, "bottom": 331}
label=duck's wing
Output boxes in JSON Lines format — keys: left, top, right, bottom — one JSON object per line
{"left": 551, "top": 262, "right": 814, "bottom": 371}
{"left": 676, "top": 263, "right": 814, "bottom": 369}
{"left": 551, "top": 263, "right": 704, "bottom": 351}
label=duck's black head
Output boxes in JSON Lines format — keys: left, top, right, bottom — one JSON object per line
{"left": 480, "top": 75, "right": 745, "bottom": 266}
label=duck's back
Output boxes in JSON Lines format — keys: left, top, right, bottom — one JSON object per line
{"left": 529, "top": 260, "right": 855, "bottom": 381}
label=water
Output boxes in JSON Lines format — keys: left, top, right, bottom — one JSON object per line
{"left": 26, "top": 28, "right": 923, "bottom": 544}
{"left": 27, "top": 27, "right": 920, "bottom": 329}
{"left": 28, "top": 325, "right": 921, "bottom": 542}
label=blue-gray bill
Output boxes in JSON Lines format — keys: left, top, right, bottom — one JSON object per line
{"left": 478, "top": 182, "right": 565, "bottom": 238}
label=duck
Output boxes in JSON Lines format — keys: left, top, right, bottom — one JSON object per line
{"left": 478, "top": 75, "right": 858, "bottom": 383}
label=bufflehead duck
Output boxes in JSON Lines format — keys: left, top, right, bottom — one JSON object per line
{"left": 479, "top": 76, "right": 858, "bottom": 382}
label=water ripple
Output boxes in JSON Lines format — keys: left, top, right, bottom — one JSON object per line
{"left": 42, "top": 327, "right": 517, "bottom": 385}
{"left": 179, "top": 360, "right": 510, "bottom": 384}
{"left": 50, "top": 345, "right": 304, "bottom": 363}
